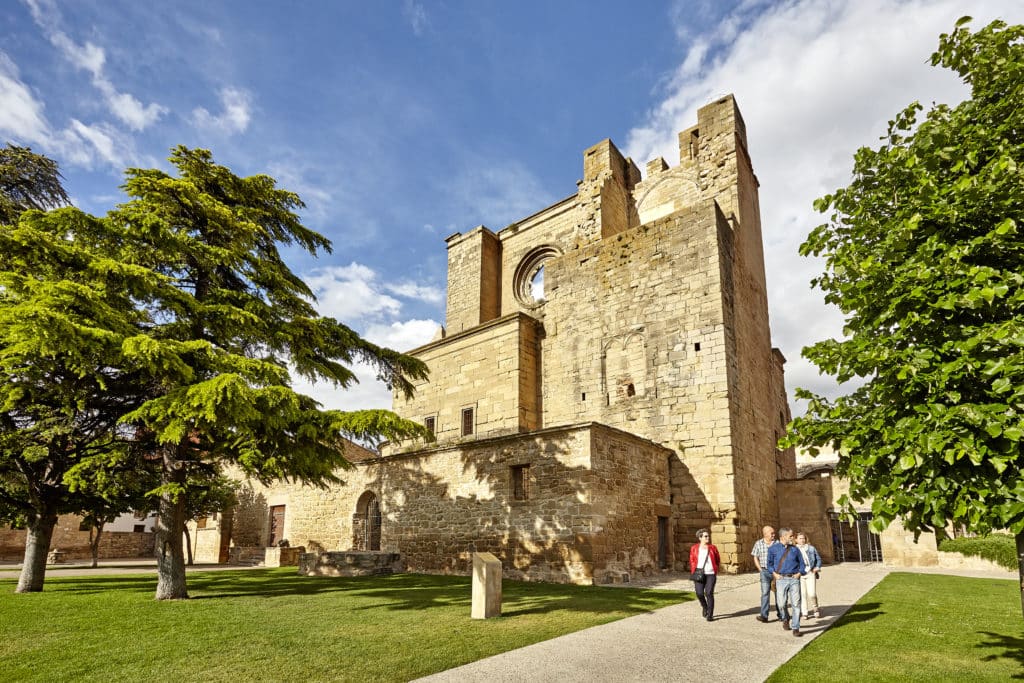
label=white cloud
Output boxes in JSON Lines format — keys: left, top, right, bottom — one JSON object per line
{"left": 289, "top": 317, "right": 440, "bottom": 413}
{"left": 24, "top": 0, "right": 166, "bottom": 131}
{"left": 67, "top": 119, "right": 125, "bottom": 167}
{"left": 364, "top": 318, "right": 440, "bottom": 351}
{"left": 403, "top": 0, "right": 430, "bottom": 36}
{"left": 0, "top": 52, "right": 50, "bottom": 144}
{"left": 305, "top": 263, "right": 403, "bottom": 322}
{"left": 191, "top": 86, "right": 252, "bottom": 135}
{"left": 0, "top": 51, "right": 139, "bottom": 170}
{"left": 294, "top": 264, "right": 442, "bottom": 410}
{"left": 384, "top": 281, "right": 444, "bottom": 304}
{"left": 305, "top": 262, "right": 444, "bottom": 325}
{"left": 627, "top": 0, "right": 1022, "bottom": 411}
{"left": 292, "top": 319, "right": 438, "bottom": 412}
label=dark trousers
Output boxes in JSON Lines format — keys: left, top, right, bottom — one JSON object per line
{"left": 694, "top": 574, "right": 717, "bottom": 617}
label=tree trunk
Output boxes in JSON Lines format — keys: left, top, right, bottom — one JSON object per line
{"left": 1017, "top": 530, "right": 1024, "bottom": 620}
{"left": 16, "top": 506, "right": 58, "bottom": 593}
{"left": 183, "top": 525, "right": 193, "bottom": 566}
{"left": 154, "top": 445, "right": 189, "bottom": 600}
{"left": 88, "top": 522, "right": 105, "bottom": 569}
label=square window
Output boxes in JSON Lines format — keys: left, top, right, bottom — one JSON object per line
{"left": 196, "top": 516, "right": 207, "bottom": 529}
{"left": 511, "top": 464, "right": 530, "bottom": 501}
{"left": 133, "top": 524, "right": 146, "bottom": 533}
{"left": 461, "top": 408, "right": 474, "bottom": 436}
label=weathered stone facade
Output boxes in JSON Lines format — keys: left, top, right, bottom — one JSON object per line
{"left": 221, "top": 95, "right": 796, "bottom": 583}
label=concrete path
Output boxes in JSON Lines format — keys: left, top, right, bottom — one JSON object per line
{"left": 415, "top": 563, "right": 1015, "bottom": 683}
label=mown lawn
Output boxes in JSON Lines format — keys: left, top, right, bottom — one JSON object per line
{"left": 769, "top": 572, "right": 1024, "bottom": 682}
{"left": 0, "top": 569, "right": 686, "bottom": 682}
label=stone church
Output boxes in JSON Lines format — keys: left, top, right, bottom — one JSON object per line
{"left": 196, "top": 95, "right": 798, "bottom": 583}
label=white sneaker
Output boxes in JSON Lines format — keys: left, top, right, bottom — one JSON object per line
{"left": 814, "top": 610, "right": 820, "bottom": 618}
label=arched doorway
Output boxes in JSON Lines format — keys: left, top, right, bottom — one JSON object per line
{"left": 353, "top": 491, "right": 382, "bottom": 551}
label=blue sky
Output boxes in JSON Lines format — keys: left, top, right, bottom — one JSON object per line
{"left": 3, "top": 0, "right": 1023, "bottom": 413}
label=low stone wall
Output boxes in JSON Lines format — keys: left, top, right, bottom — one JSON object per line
{"left": 264, "top": 546, "right": 304, "bottom": 567}
{"left": 228, "top": 546, "right": 267, "bottom": 565}
{"left": 937, "top": 551, "right": 1016, "bottom": 575}
{"left": 0, "top": 523, "right": 154, "bottom": 562}
{"left": 299, "top": 551, "right": 404, "bottom": 577}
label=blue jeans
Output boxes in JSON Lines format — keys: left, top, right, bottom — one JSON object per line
{"left": 777, "top": 577, "right": 802, "bottom": 630}
{"left": 760, "top": 569, "right": 783, "bottom": 619}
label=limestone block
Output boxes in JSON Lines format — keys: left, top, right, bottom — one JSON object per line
{"left": 471, "top": 552, "right": 502, "bottom": 619}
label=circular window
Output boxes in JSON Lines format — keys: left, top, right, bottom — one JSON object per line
{"left": 513, "top": 246, "right": 560, "bottom": 308}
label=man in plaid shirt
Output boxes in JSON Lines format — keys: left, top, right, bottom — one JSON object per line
{"left": 751, "top": 525, "right": 782, "bottom": 622}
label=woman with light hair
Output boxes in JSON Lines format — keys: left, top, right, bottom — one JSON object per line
{"left": 795, "top": 532, "right": 822, "bottom": 619}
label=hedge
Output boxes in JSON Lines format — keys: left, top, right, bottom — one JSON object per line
{"left": 937, "top": 533, "right": 1017, "bottom": 571}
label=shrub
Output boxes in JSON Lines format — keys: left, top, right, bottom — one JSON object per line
{"left": 937, "top": 533, "right": 1017, "bottom": 571}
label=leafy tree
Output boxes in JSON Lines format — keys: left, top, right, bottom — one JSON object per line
{"left": 107, "top": 147, "right": 429, "bottom": 599}
{"left": 784, "top": 18, "right": 1024, "bottom": 615}
{"left": 71, "top": 455, "right": 160, "bottom": 568}
{"left": 2, "top": 148, "right": 429, "bottom": 598}
{"left": 0, "top": 145, "right": 70, "bottom": 225}
{"left": 0, "top": 207, "right": 156, "bottom": 591}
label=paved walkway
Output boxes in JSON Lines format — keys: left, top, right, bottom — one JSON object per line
{"left": 415, "top": 563, "right": 1016, "bottom": 683}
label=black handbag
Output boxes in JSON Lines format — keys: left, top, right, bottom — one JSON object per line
{"left": 690, "top": 553, "right": 709, "bottom": 582}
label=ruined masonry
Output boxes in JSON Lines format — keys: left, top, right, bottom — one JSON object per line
{"left": 199, "top": 95, "right": 797, "bottom": 583}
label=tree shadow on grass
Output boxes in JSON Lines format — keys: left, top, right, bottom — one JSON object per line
{"left": 825, "top": 601, "right": 883, "bottom": 627}
{"left": 977, "top": 631, "right": 1024, "bottom": 680}
{"left": 30, "top": 570, "right": 686, "bottom": 618}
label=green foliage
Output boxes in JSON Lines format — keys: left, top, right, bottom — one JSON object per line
{"left": 0, "top": 570, "right": 684, "bottom": 682}
{"left": 1, "top": 145, "right": 430, "bottom": 594}
{"left": 106, "top": 146, "right": 430, "bottom": 488}
{"left": 0, "top": 205, "right": 155, "bottom": 530}
{"left": 784, "top": 19, "right": 1024, "bottom": 539}
{"left": 0, "top": 144, "right": 69, "bottom": 224}
{"left": 938, "top": 533, "right": 1018, "bottom": 571}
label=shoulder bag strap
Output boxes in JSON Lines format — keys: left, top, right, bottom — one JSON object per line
{"left": 777, "top": 545, "right": 792, "bottom": 572}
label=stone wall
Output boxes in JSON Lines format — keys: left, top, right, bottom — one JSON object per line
{"left": 776, "top": 477, "right": 835, "bottom": 564}
{"left": 0, "top": 514, "right": 154, "bottom": 561}
{"left": 226, "top": 423, "right": 669, "bottom": 584}
{"left": 879, "top": 517, "right": 939, "bottom": 567}
{"left": 389, "top": 313, "right": 541, "bottom": 445}
{"left": 299, "top": 551, "right": 404, "bottom": 577}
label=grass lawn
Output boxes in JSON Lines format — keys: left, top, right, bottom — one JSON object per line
{"left": 0, "top": 568, "right": 686, "bottom": 682}
{"left": 769, "top": 572, "right": 1024, "bottom": 682}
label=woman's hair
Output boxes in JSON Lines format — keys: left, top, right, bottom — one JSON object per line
{"left": 796, "top": 531, "right": 808, "bottom": 541}
{"left": 696, "top": 528, "right": 710, "bottom": 541}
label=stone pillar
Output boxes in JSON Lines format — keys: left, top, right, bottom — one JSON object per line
{"left": 471, "top": 552, "right": 502, "bottom": 619}
{"left": 444, "top": 227, "right": 502, "bottom": 334}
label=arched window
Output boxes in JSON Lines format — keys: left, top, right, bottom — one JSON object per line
{"left": 513, "top": 246, "right": 561, "bottom": 308}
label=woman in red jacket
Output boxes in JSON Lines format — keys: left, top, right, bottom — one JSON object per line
{"left": 689, "top": 528, "right": 721, "bottom": 621}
